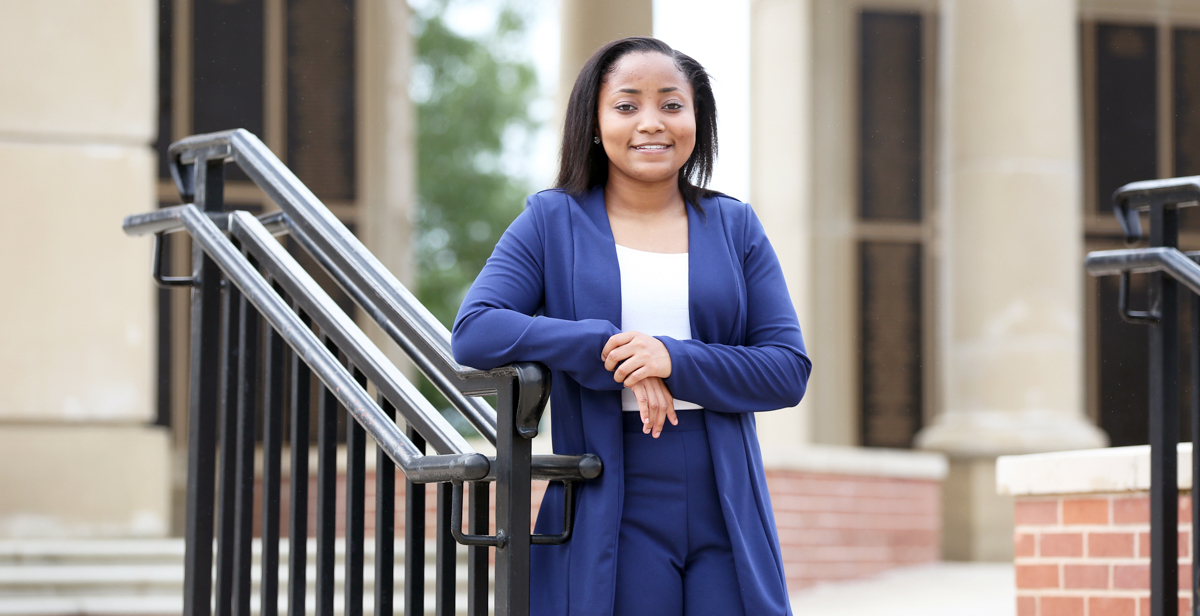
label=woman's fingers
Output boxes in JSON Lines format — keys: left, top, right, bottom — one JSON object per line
{"left": 641, "top": 379, "right": 660, "bottom": 435}
{"left": 635, "top": 382, "right": 651, "bottom": 429}
{"left": 601, "top": 331, "right": 636, "bottom": 362}
{"left": 651, "top": 382, "right": 670, "bottom": 438}
{"left": 626, "top": 377, "right": 678, "bottom": 438}
{"left": 604, "top": 331, "right": 673, "bottom": 381}
{"left": 619, "top": 364, "right": 648, "bottom": 387}
{"left": 640, "top": 381, "right": 655, "bottom": 434}
{"left": 603, "top": 341, "right": 635, "bottom": 373}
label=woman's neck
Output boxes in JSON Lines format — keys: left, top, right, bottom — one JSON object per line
{"left": 603, "top": 172, "right": 684, "bottom": 218}
{"left": 604, "top": 173, "right": 689, "bottom": 254}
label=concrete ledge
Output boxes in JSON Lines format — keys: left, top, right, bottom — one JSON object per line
{"left": 0, "top": 425, "right": 171, "bottom": 538}
{"left": 760, "top": 443, "right": 948, "bottom": 481}
{"left": 996, "top": 443, "right": 1193, "bottom": 496}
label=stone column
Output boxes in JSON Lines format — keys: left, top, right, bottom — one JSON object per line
{"left": 360, "top": 0, "right": 417, "bottom": 366}
{"left": 0, "top": 0, "right": 169, "bottom": 537}
{"left": 749, "top": 0, "right": 813, "bottom": 447}
{"left": 915, "top": 0, "right": 1107, "bottom": 560}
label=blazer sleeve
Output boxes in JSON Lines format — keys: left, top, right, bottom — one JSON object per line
{"left": 658, "top": 206, "right": 812, "bottom": 412}
{"left": 451, "top": 202, "right": 624, "bottom": 391}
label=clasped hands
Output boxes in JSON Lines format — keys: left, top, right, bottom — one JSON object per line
{"left": 601, "top": 331, "right": 676, "bottom": 438}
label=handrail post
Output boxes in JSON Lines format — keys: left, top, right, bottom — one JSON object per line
{"left": 1148, "top": 199, "right": 1181, "bottom": 616}
{"left": 1191, "top": 253, "right": 1200, "bottom": 616}
{"left": 493, "top": 377, "right": 532, "bottom": 616}
{"left": 182, "top": 156, "right": 225, "bottom": 616}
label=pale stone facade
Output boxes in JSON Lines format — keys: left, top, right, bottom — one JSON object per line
{"left": 0, "top": 0, "right": 1149, "bottom": 573}
{"left": 915, "top": 0, "right": 1108, "bottom": 560}
{"left": 0, "top": 0, "right": 417, "bottom": 540}
{"left": 0, "top": 0, "right": 168, "bottom": 538}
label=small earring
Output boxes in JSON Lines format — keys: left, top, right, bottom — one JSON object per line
{"left": 593, "top": 136, "right": 601, "bottom": 145}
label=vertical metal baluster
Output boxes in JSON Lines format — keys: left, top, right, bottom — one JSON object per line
{"left": 467, "top": 481, "right": 489, "bottom": 616}
{"left": 404, "top": 426, "right": 426, "bottom": 616}
{"left": 232, "top": 256, "right": 259, "bottom": 616}
{"left": 183, "top": 158, "right": 223, "bottom": 616}
{"left": 315, "top": 337, "right": 340, "bottom": 616}
{"left": 375, "top": 398, "right": 396, "bottom": 616}
{"left": 344, "top": 367, "right": 367, "bottom": 616}
{"left": 435, "top": 483, "right": 456, "bottom": 616}
{"left": 215, "top": 270, "right": 243, "bottom": 616}
{"left": 1150, "top": 200, "right": 1180, "bottom": 616}
{"left": 1192, "top": 282, "right": 1200, "bottom": 616}
{"left": 287, "top": 310, "right": 312, "bottom": 616}
{"left": 494, "top": 378, "right": 532, "bottom": 616}
{"left": 260, "top": 283, "right": 286, "bottom": 616}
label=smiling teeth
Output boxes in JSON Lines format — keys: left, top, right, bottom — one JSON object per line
{"left": 635, "top": 145, "right": 668, "bottom": 150}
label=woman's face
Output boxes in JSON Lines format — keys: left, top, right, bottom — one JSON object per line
{"left": 596, "top": 52, "right": 697, "bottom": 189}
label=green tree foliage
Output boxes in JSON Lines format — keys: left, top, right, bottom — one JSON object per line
{"left": 412, "top": 0, "right": 539, "bottom": 330}
{"left": 411, "top": 0, "right": 541, "bottom": 420}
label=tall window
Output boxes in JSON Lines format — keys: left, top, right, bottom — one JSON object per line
{"left": 156, "top": 0, "right": 360, "bottom": 441}
{"left": 1082, "top": 17, "right": 1200, "bottom": 446}
{"left": 856, "top": 10, "right": 935, "bottom": 448}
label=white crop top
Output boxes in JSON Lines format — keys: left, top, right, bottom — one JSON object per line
{"left": 615, "top": 244, "right": 703, "bottom": 412}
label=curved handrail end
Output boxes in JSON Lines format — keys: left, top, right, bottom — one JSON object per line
{"left": 513, "top": 362, "right": 552, "bottom": 439}
{"left": 577, "top": 454, "right": 603, "bottom": 480}
{"left": 405, "top": 452, "right": 490, "bottom": 484}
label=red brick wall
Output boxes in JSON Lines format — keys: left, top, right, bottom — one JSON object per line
{"left": 255, "top": 468, "right": 942, "bottom": 591}
{"left": 1013, "top": 493, "right": 1192, "bottom": 616}
{"left": 767, "top": 470, "right": 942, "bottom": 589}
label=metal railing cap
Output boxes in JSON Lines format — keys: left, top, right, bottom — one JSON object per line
{"left": 1112, "top": 176, "right": 1200, "bottom": 243}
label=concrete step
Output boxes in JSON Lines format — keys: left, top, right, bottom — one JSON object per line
{"left": 0, "top": 539, "right": 465, "bottom": 564}
{"left": 0, "top": 539, "right": 492, "bottom": 616}
{"left": 0, "top": 593, "right": 491, "bottom": 616}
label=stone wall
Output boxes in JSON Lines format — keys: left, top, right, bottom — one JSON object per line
{"left": 0, "top": 0, "right": 169, "bottom": 538}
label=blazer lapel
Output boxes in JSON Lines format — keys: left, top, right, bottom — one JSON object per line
{"left": 571, "top": 186, "right": 622, "bottom": 329}
{"left": 686, "top": 196, "right": 742, "bottom": 344}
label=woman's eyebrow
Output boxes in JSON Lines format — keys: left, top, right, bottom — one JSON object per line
{"left": 615, "top": 87, "right": 681, "bottom": 94}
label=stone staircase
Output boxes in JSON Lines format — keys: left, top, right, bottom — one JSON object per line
{"left": 0, "top": 539, "right": 485, "bottom": 615}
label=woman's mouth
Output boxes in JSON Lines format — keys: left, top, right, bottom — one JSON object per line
{"left": 632, "top": 144, "right": 671, "bottom": 151}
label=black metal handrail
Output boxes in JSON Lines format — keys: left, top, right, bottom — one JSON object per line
{"left": 1086, "top": 175, "right": 1200, "bottom": 616}
{"left": 168, "top": 129, "right": 513, "bottom": 442}
{"left": 125, "top": 130, "right": 603, "bottom": 616}
{"left": 1112, "top": 175, "right": 1200, "bottom": 243}
{"left": 125, "top": 205, "right": 482, "bottom": 467}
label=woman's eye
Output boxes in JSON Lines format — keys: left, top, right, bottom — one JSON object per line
{"left": 616, "top": 103, "right": 636, "bottom": 112}
{"left": 663, "top": 102, "right": 684, "bottom": 110}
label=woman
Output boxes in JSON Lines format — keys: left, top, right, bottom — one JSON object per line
{"left": 452, "top": 37, "right": 811, "bottom": 616}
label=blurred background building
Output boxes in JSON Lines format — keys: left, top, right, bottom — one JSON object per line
{"left": 2, "top": 0, "right": 1197, "bottom": 611}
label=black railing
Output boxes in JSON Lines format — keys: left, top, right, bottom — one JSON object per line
{"left": 123, "top": 129, "right": 602, "bottom": 616}
{"left": 1086, "top": 175, "right": 1200, "bottom": 616}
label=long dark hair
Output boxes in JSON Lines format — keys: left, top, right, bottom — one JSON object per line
{"left": 554, "top": 37, "right": 718, "bottom": 208}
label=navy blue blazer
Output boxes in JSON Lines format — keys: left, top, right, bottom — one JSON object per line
{"left": 452, "top": 186, "right": 811, "bottom": 616}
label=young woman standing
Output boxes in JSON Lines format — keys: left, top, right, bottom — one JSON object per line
{"left": 452, "top": 37, "right": 811, "bottom": 616}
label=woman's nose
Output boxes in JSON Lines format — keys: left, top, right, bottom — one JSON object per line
{"left": 637, "top": 112, "right": 665, "bottom": 133}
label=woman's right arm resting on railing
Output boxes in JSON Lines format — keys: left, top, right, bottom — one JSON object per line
{"left": 452, "top": 205, "right": 624, "bottom": 392}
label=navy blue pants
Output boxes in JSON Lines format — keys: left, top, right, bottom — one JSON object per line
{"left": 614, "top": 410, "right": 746, "bottom": 616}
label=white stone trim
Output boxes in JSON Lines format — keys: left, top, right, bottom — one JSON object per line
{"left": 996, "top": 443, "right": 1195, "bottom": 496}
{"left": 759, "top": 443, "right": 948, "bottom": 481}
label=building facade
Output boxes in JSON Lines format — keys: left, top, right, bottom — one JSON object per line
{"left": 0, "top": 0, "right": 416, "bottom": 539}
{"left": 561, "top": 0, "right": 1200, "bottom": 561}
{"left": 4, "top": 0, "right": 1195, "bottom": 578}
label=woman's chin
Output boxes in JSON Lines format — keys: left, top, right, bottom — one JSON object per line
{"left": 609, "top": 166, "right": 683, "bottom": 188}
